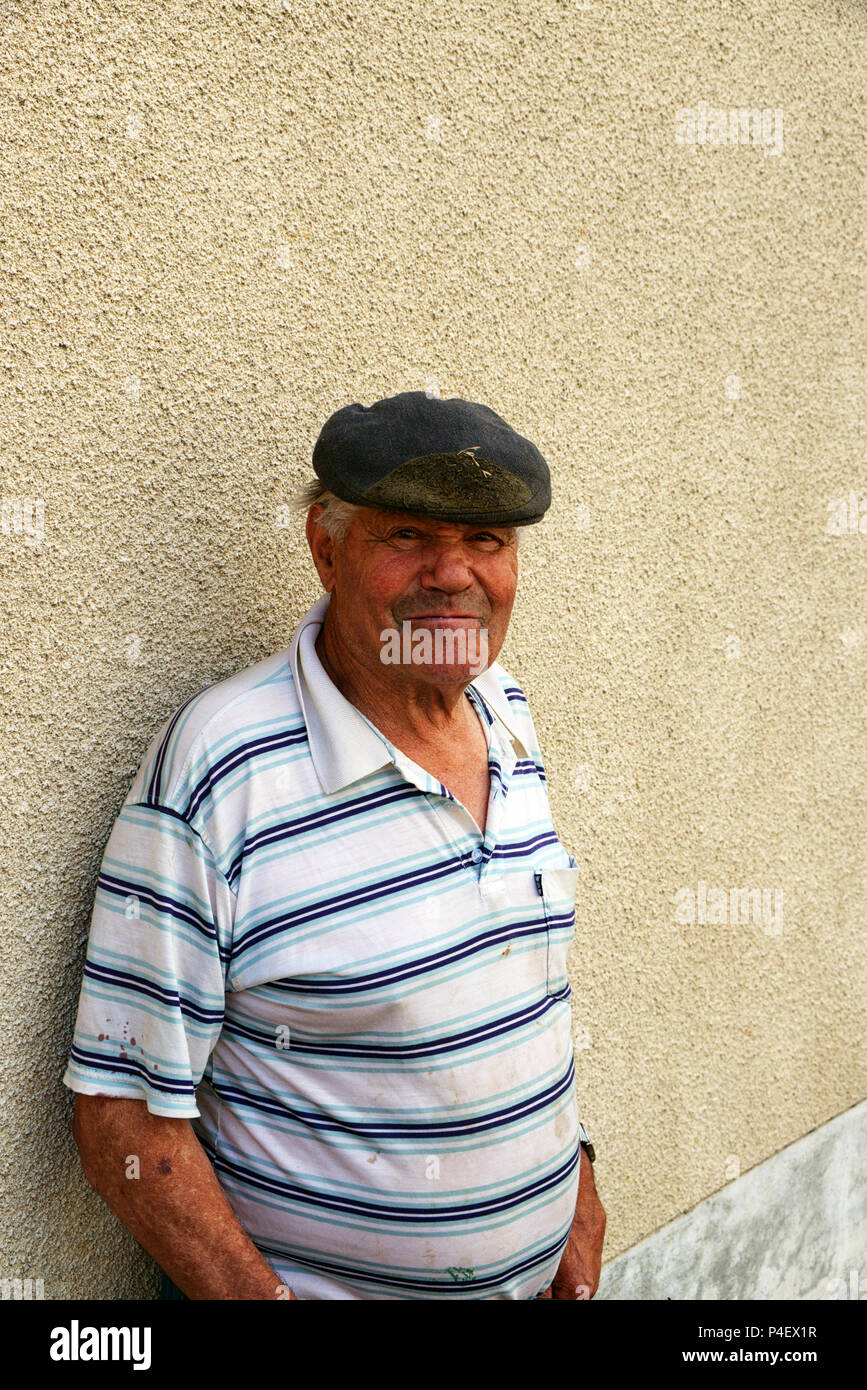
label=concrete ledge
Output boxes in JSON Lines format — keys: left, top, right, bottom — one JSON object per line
{"left": 596, "top": 1100, "right": 866, "bottom": 1300}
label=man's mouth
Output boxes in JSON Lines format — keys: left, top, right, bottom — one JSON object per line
{"left": 404, "top": 615, "right": 483, "bottom": 626}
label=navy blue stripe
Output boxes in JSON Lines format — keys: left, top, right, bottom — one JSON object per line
{"left": 69, "top": 1045, "right": 195, "bottom": 1096}
{"left": 227, "top": 783, "right": 422, "bottom": 885}
{"left": 97, "top": 872, "right": 220, "bottom": 947}
{"left": 206, "top": 1133, "right": 579, "bottom": 1224}
{"left": 221, "top": 993, "right": 558, "bottom": 1060}
{"left": 260, "top": 1230, "right": 567, "bottom": 1294}
{"left": 212, "top": 1056, "right": 574, "bottom": 1141}
{"left": 136, "top": 800, "right": 197, "bottom": 827}
{"left": 513, "top": 760, "right": 546, "bottom": 779}
{"left": 84, "top": 963, "right": 224, "bottom": 1024}
{"left": 183, "top": 727, "right": 308, "bottom": 820}
{"left": 253, "top": 1226, "right": 569, "bottom": 1294}
{"left": 146, "top": 689, "right": 202, "bottom": 806}
{"left": 490, "top": 831, "right": 559, "bottom": 860}
{"left": 231, "top": 854, "right": 468, "bottom": 963}
{"left": 467, "top": 688, "right": 494, "bottom": 727}
{"left": 271, "top": 911, "right": 549, "bottom": 997}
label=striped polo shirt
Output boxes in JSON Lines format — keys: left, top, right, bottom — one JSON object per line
{"left": 64, "top": 593, "right": 588, "bottom": 1300}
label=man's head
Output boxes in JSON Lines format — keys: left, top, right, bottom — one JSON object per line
{"left": 304, "top": 492, "right": 519, "bottom": 685}
{"left": 298, "top": 391, "right": 550, "bottom": 690}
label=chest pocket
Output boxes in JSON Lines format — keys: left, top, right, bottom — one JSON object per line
{"left": 535, "top": 866, "right": 580, "bottom": 996}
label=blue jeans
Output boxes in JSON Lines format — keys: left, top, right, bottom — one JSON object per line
{"left": 157, "top": 1271, "right": 187, "bottom": 1300}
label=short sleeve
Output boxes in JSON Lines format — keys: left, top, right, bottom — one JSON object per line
{"left": 63, "top": 801, "right": 235, "bottom": 1118}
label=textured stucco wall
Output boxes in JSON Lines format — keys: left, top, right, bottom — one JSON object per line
{"left": 1, "top": 1, "right": 864, "bottom": 1298}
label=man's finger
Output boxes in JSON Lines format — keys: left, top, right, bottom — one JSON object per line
{"left": 549, "top": 1279, "right": 592, "bottom": 1300}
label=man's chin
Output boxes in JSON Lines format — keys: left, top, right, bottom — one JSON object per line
{"left": 411, "top": 660, "right": 490, "bottom": 683}
{"left": 378, "top": 618, "right": 495, "bottom": 680}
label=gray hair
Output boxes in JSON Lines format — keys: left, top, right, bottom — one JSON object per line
{"left": 292, "top": 479, "right": 361, "bottom": 543}
{"left": 292, "top": 476, "right": 530, "bottom": 548}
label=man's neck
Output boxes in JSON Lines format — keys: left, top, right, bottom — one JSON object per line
{"left": 315, "top": 610, "right": 475, "bottom": 748}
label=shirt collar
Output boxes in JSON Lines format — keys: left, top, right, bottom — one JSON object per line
{"left": 288, "top": 593, "right": 393, "bottom": 795}
{"left": 468, "top": 667, "right": 530, "bottom": 761}
{"left": 287, "top": 593, "right": 529, "bottom": 794}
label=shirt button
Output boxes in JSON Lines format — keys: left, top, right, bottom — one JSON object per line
{"left": 470, "top": 846, "right": 483, "bottom": 863}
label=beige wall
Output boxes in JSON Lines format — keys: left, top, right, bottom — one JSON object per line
{"left": 1, "top": 0, "right": 864, "bottom": 1297}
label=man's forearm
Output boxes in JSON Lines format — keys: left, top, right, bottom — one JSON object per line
{"left": 573, "top": 1144, "right": 606, "bottom": 1235}
{"left": 73, "top": 1095, "right": 293, "bottom": 1300}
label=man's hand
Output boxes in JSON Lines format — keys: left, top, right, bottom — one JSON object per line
{"left": 538, "top": 1145, "right": 606, "bottom": 1299}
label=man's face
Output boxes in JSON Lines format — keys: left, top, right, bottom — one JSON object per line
{"left": 308, "top": 505, "right": 520, "bottom": 686}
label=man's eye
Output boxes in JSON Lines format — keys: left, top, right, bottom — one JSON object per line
{"left": 383, "top": 528, "right": 505, "bottom": 548}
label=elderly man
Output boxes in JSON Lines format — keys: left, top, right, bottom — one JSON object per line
{"left": 65, "top": 390, "right": 606, "bottom": 1300}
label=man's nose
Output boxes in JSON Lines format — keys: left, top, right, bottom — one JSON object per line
{"left": 418, "top": 541, "right": 474, "bottom": 591}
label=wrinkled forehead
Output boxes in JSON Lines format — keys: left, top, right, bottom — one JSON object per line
{"left": 357, "top": 506, "right": 518, "bottom": 539}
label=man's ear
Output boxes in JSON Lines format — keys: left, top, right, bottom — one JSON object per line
{"left": 306, "top": 505, "right": 336, "bottom": 592}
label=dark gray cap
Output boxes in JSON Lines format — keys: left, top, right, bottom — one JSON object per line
{"left": 311, "top": 390, "right": 551, "bottom": 525}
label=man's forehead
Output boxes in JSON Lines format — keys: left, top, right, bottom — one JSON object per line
{"left": 360, "top": 507, "right": 515, "bottom": 535}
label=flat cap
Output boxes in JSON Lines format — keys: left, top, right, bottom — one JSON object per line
{"left": 311, "top": 390, "right": 551, "bottom": 525}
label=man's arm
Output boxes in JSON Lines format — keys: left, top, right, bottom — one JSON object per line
{"left": 539, "top": 1146, "right": 607, "bottom": 1299}
{"left": 73, "top": 1095, "right": 296, "bottom": 1300}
